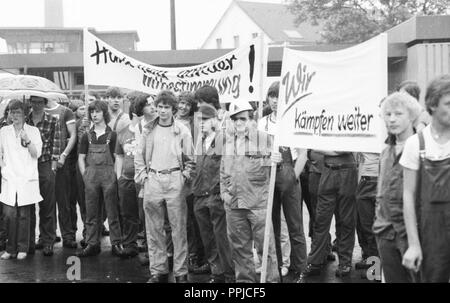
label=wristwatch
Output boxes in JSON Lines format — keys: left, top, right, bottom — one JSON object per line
{"left": 61, "top": 152, "right": 68, "bottom": 157}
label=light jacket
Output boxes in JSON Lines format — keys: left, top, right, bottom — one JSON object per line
{"left": 134, "top": 117, "right": 195, "bottom": 185}
{"left": 0, "top": 124, "right": 43, "bottom": 206}
{"left": 220, "top": 127, "right": 272, "bottom": 210}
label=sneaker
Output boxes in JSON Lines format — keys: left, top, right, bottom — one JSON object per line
{"left": 335, "top": 265, "right": 352, "bottom": 277}
{"left": 1, "top": 252, "right": 14, "bottom": 260}
{"left": 281, "top": 267, "right": 289, "bottom": 277}
{"left": 17, "top": 252, "right": 27, "bottom": 260}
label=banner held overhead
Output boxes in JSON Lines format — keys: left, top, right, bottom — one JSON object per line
{"left": 83, "top": 29, "right": 266, "bottom": 103}
{"left": 274, "top": 34, "right": 388, "bottom": 153}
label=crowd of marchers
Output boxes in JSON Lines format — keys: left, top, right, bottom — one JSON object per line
{"left": 1, "top": 75, "right": 450, "bottom": 283}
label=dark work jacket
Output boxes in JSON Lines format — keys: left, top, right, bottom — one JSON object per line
{"left": 373, "top": 135, "right": 406, "bottom": 239}
{"left": 192, "top": 134, "right": 222, "bottom": 197}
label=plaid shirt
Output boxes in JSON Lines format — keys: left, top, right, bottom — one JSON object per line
{"left": 28, "top": 111, "right": 61, "bottom": 163}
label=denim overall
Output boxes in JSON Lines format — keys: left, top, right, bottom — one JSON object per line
{"left": 417, "top": 131, "right": 450, "bottom": 282}
{"left": 84, "top": 131, "right": 122, "bottom": 247}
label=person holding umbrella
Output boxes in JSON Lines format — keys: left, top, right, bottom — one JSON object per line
{"left": 0, "top": 99, "right": 42, "bottom": 260}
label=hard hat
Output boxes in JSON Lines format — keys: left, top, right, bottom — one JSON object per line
{"left": 228, "top": 100, "right": 253, "bottom": 118}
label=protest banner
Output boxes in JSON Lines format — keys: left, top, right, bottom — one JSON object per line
{"left": 83, "top": 29, "right": 266, "bottom": 103}
{"left": 261, "top": 34, "right": 387, "bottom": 282}
{"left": 274, "top": 34, "right": 388, "bottom": 153}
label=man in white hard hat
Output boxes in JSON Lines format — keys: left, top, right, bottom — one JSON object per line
{"left": 219, "top": 100, "right": 280, "bottom": 283}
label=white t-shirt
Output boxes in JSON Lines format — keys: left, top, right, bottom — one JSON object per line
{"left": 399, "top": 125, "right": 450, "bottom": 170}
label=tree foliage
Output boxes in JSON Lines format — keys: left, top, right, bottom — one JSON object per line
{"left": 287, "top": 0, "right": 450, "bottom": 43}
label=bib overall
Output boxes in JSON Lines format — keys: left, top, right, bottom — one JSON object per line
{"left": 84, "top": 132, "right": 122, "bottom": 247}
{"left": 417, "top": 132, "right": 450, "bottom": 282}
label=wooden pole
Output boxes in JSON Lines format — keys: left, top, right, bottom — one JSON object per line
{"left": 259, "top": 34, "right": 278, "bottom": 283}
{"left": 259, "top": 159, "right": 278, "bottom": 283}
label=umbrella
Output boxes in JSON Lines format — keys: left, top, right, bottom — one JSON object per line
{"left": 0, "top": 74, "right": 68, "bottom": 115}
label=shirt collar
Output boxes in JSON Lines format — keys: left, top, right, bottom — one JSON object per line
{"left": 29, "top": 111, "right": 51, "bottom": 124}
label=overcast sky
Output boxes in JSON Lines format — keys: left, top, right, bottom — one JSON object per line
{"left": 0, "top": 0, "right": 283, "bottom": 51}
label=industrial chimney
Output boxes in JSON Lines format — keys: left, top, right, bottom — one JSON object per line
{"left": 45, "top": 0, "right": 64, "bottom": 27}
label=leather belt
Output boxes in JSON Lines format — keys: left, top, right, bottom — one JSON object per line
{"left": 324, "top": 163, "right": 356, "bottom": 170}
{"left": 149, "top": 167, "right": 181, "bottom": 174}
{"left": 361, "top": 176, "right": 378, "bottom": 181}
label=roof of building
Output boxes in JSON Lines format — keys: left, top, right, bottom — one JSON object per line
{"left": 387, "top": 15, "right": 450, "bottom": 45}
{"left": 0, "top": 27, "right": 140, "bottom": 42}
{"left": 235, "top": 1, "right": 322, "bottom": 43}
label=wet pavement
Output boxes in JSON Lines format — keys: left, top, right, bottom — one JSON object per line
{"left": 0, "top": 206, "right": 379, "bottom": 283}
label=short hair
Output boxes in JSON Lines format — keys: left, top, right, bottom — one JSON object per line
{"left": 88, "top": 100, "right": 111, "bottom": 124}
{"left": 194, "top": 85, "right": 220, "bottom": 109}
{"left": 68, "top": 99, "right": 84, "bottom": 112}
{"left": 8, "top": 99, "right": 29, "bottom": 117}
{"left": 105, "top": 86, "right": 124, "bottom": 98}
{"left": 177, "top": 91, "right": 197, "bottom": 116}
{"left": 396, "top": 80, "right": 421, "bottom": 101}
{"left": 30, "top": 95, "right": 48, "bottom": 105}
{"left": 129, "top": 94, "right": 148, "bottom": 119}
{"left": 267, "top": 81, "right": 280, "bottom": 98}
{"left": 381, "top": 92, "right": 422, "bottom": 122}
{"left": 154, "top": 90, "right": 178, "bottom": 114}
{"left": 424, "top": 74, "right": 450, "bottom": 115}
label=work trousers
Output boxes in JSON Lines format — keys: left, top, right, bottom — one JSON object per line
{"left": 118, "top": 177, "right": 140, "bottom": 248}
{"left": 272, "top": 164, "right": 307, "bottom": 273}
{"left": 308, "top": 166, "right": 357, "bottom": 266}
{"left": 194, "top": 194, "right": 234, "bottom": 279}
{"left": 356, "top": 176, "right": 378, "bottom": 259}
{"left": 30, "top": 161, "right": 56, "bottom": 248}
{"left": 56, "top": 161, "right": 76, "bottom": 242}
{"left": 186, "top": 193, "right": 205, "bottom": 263}
{"left": 376, "top": 230, "right": 416, "bottom": 283}
{"left": 226, "top": 208, "right": 280, "bottom": 283}
{"left": 84, "top": 166, "right": 122, "bottom": 246}
{"left": 420, "top": 206, "right": 450, "bottom": 283}
{"left": 144, "top": 171, "right": 188, "bottom": 277}
{"left": 3, "top": 203, "right": 33, "bottom": 254}
{"left": 75, "top": 164, "right": 87, "bottom": 240}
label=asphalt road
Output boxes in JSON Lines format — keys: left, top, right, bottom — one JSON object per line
{"left": 0, "top": 204, "right": 379, "bottom": 283}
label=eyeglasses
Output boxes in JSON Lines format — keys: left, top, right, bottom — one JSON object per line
{"left": 231, "top": 117, "right": 248, "bottom": 122}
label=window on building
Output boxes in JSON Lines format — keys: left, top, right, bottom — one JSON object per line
{"left": 42, "top": 42, "right": 55, "bottom": 53}
{"left": 216, "top": 38, "right": 222, "bottom": 49}
{"left": 75, "top": 73, "right": 84, "bottom": 86}
{"left": 16, "top": 42, "right": 28, "bottom": 54}
{"left": 252, "top": 33, "right": 258, "bottom": 39}
{"left": 233, "top": 35, "right": 240, "bottom": 48}
{"left": 54, "top": 42, "right": 68, "bottom": 53}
